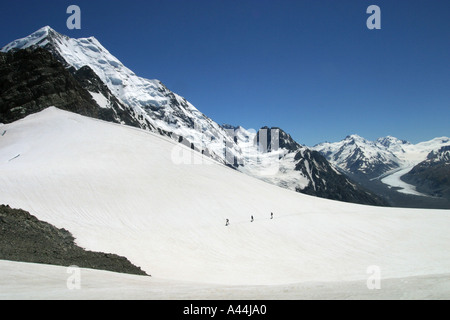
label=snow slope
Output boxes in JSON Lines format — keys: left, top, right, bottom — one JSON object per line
{"left": 1, "top": 260, "right": 449, "bottom": 300}
{"left": 1, "top": 108, "right": 450, "bottom": 286}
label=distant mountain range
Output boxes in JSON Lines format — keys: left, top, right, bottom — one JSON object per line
{"left": 314, "top": 135, "right": 450, "bottom": 208}
{"left": 313, "top": 135, "right": 406, "bottom": 180}
{"left": 402, "top": 146, "right": 450, "bottom": 198}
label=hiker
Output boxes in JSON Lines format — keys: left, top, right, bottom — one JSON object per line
{"left": 225, "top": 219, "right": 229, "bottom": 226}
{"left": 271, "top": 212, "right": 273, "bottom": 220}
{"left": 251, "top": 215, "right": 254, "bottom": 222}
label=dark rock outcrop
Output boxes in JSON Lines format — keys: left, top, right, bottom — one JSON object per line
{"left": 0, "top": 204, "right": 148, "bottom": 276}
{"left": 0, "top": 48, "right": 101, "bottom": 123}
{"left": 295, "top": 150, "right": 388, "bottom": 206}
{"left": 401, "top": 146, "right": 450, "bottom": 198}
{"left": 0, "top": 48, "right": 141, "bottom": 128}
{"left": 255, "top": 126, "right": 301, "bottom": 152}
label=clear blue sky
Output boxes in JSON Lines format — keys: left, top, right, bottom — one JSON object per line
{"left": 1, "top": 0, "right": 448, "bottom": 146}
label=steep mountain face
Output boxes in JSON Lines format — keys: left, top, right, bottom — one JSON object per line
{"left": 401, "top": 146, "right": 450, "bottom": 198}
{"left": 0, "top": 48, "right": 103, "bottom": 123}
{"left": 1, "top": 26, "right": 241, "bottom": 165}
{"left": 0, "top": 47, "right": 141, "bottom": 127}
{"left": 1, "top": 26, "right": 386, "bottom": 206}
{"left": 294, "top": 149, "right": 387, "bottom": 206}
{"left": 71, "top": 65, "right": 142, "bottom": 128}
{"left": 313, "top": 135, "right": 403, "bottom": 179}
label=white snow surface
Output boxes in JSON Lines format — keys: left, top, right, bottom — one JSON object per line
{"left": 1, "top": 108, "right": 450, "bottom": 289}
{"left": 88, "top": 91, "right": 110, "bottom": 109}
{"left": 1, "top": 260, "right": 449, "bottom": 300}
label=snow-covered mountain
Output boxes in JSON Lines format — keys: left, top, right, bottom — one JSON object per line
{"left": 1, "top": 26, "right": 242, "bottom": 165}
{"left": 223, "top": 126, "right": 386, "bottom": 205}
{"left": 427, "top": 145, "right": 450, "bottom": 163}
{"left": 400, "top": 145, "right": 450, "bottom": 198}
{"left": 396, "top": 137, "right": 450, "bottom": 166}
{"left": 314, "top": 135, "right": 450, "bottom": 201}
{"left": 376, "top": 136, "right": 411, "bottom": 154}
{"left": 1, "top": 26, "right": 386, "bottom": 205}
{"left": 313, "top": 134, "right": 404, "bottom": 179}
{"left": 315, "top": 135, "right": 450, "bottom": 177}
{"left": 0, "top": 47, "right": 140, "bottom": 127}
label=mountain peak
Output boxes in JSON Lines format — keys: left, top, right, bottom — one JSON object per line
{"left": 376, "top": 136, "right": 409, "bottom": 148}
{"left": 38, "top": 25, "right": 53, "bottom": 33}
{"left": 345, "top": 134, "right": 364, "bottom": 140}
{"left": 344, "top": 134, "right": 368, "bottom": 145}
{"left": 1, "top": 25, "right": 61, "bottom": 52}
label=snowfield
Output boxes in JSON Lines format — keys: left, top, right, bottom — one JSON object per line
{"left": 1, "top": 108, "right": 449, "bottom": 298}
{"left": 1, "top": 260, "right": 449, "bottom": 300}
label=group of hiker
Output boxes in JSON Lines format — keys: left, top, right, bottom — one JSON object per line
{"left": 225, "top": 212, "right": 273, "bottom": 226}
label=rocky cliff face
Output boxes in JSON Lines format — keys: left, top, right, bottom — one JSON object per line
{"left": 0, "top": 48, "right": 141, "bottom": 127}
{"left": 0, "top": 48, "right": 99, "bottom": 123}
